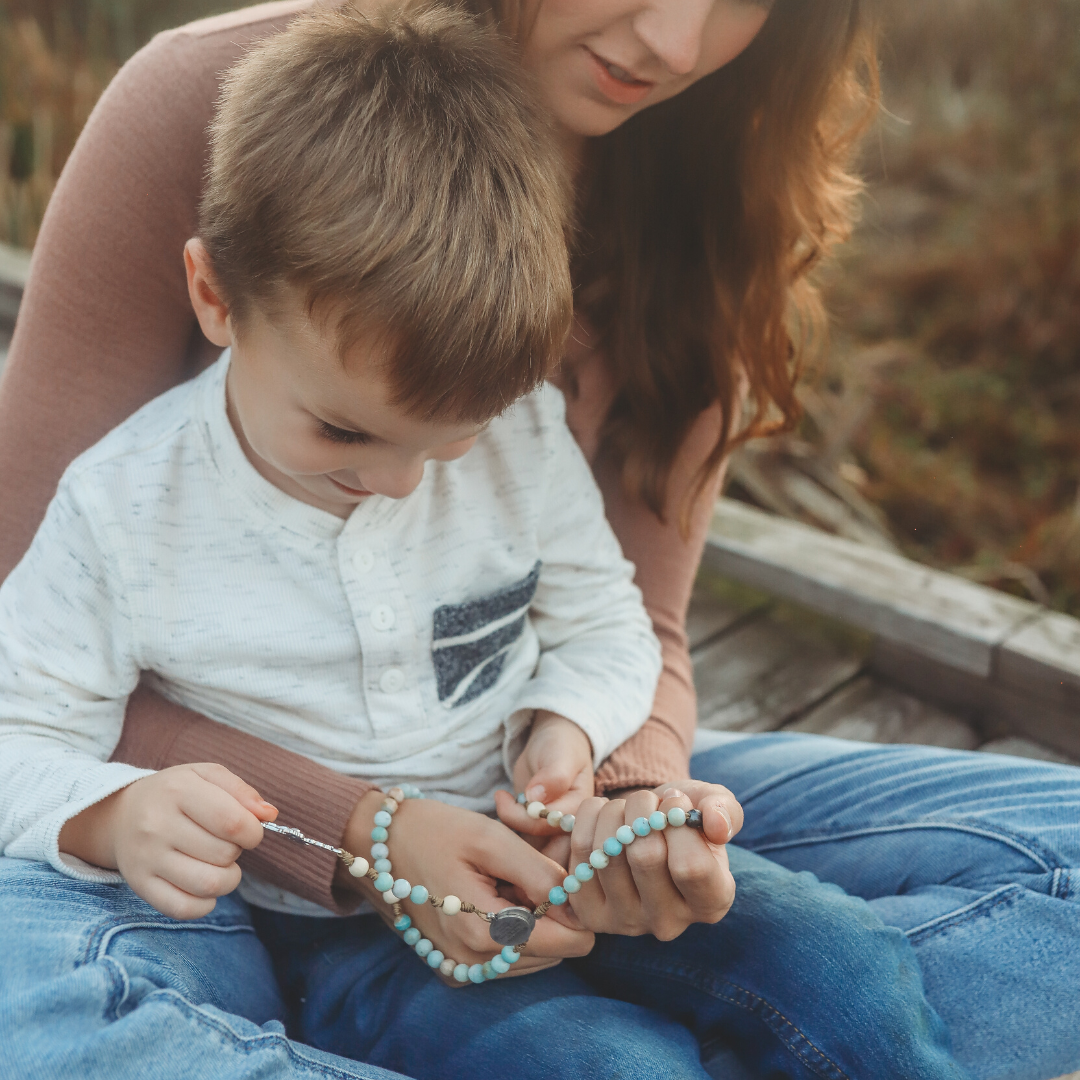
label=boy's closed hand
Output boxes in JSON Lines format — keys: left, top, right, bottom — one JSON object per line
{"left": 495, "top": 711, "right": 594, "bottom": 856}
{"left": 59, "top": 763, "right": 277, "bottom": 920}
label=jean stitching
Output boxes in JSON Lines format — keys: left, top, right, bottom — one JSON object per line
{"left": 904, "top": 884, "right": 1023, "bottom": 945}
{"left": 82, "top": 918, "right": 257, "bottom": 966}
{"left": 587, "top": 954, "right": 850, "bottom": 1080}
{"left": 135, "top": 987, "right": 383, "bottom": 1079}
{"left": 748, "top": 821, "right": 1056, "bottom": 873}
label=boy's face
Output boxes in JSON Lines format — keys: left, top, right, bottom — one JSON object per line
{"left": 224, "top": 298, "right": 483, "bottom": 517}
{"left": 185, "top": 240, "right": 483, "bottom": 517}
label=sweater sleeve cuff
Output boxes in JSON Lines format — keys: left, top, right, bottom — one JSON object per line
{"left": 113, "top": 685, "right": 376, "bottom": 914}
{"left": 593, "top": 667, "right": 696, "bottom": 793}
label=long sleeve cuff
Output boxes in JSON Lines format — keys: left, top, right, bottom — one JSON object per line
{"left": 112, "top": 685, "right": 376, "bottom": 914}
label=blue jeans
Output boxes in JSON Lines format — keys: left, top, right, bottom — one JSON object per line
{"left": 1, "top": 735, "right": 1077, "bottom": 1080}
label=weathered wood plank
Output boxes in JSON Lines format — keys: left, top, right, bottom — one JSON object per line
{"left": 704, "top": 499, "right": 1038, "bottom": 676}
{"left": 873, "top": 638, "right": 1080, "bottom": 761}
{"left": 686, "top": 588, "right": 752, "bottom": 652}
{"left": 978, "top": 737, "right": 1079, "bottom": 766}
{"left": 693, "top": 613, "right": 862, "bottom": 732}
{"left": 786, "top": 675, "right": 980, "bottom": 749}
{"left": 997, "top": 609, "right": 1080, "bottom": 711}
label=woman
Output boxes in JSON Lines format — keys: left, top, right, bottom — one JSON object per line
{"left": 0, "top": 2, "right": 1076, "bottom": 1079}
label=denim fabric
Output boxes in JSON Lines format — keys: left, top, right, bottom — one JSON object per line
{"left": 692, "top": 733, "right": 1080, "bottom": 1080}
{"left": 256, "top": 843, "right": 964, "bottom": 1080}
{"left": 3, "top": 734, "right": 1076, "bottom": 1080}
{"left": 0, "top": 857, "right": 408, "bottom": 1080}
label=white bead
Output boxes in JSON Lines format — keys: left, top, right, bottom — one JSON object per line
{"left": 441, "top": 894, "right": 462, "bottom": 916}
{"left": 439, "top": 958, "right": 457, "bottom": 977}
{"left": 381, "top": 889, "right": 397, "bottom": 904}
{"left": 526, "top": 801, "right": 545, "bottom": 819}
{"left": 546, "top": 810, "right": 563, "bottom": 826}
{"left": 589, "top": 849, "right": 609, "bottom": 869}
{"left": 388, "top": 787, "right": 405, "bottom": 802}
{"left": 347, "top": 857, "right": 369, "bottom": 877}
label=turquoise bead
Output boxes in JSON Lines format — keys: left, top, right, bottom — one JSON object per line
{"left": 454, "top": 964, "right": 471, "bottom": 983}
{"left": 548, "top": 885, "right": 568, "bottom": 905}
{"left": 426, "top": 950, "right": 444, "bottom": 968}
{"left": 649, "top": 811, "right": 668, "bottom": 831}
{"left": 562, "top": 875, "right": 581, "bottom": 894}
{"left": 501, "top": 946, "right": 520, "bottom": 965}
{"left": 373, "top": 810, "right": 393, "bottom": 828}
{"left": 516, "top": 793, "right": 527, "bottom": 804}
{"left": 559, "top": 814, "right": 575, "bottom": 833}
{"left": 602, "top": 836, "right": 623, "bottom": 857}
{"left": 373, "top": 859, "right": 392, "bottom": 874}
{"left": 667, "top": 807, "right": 687, "bottom": 827}
{"left": 370, "top": 842, "right": 389, "bottom": 859}
{"left": 415, "top": 938, "right": 433, "bottom": 958}
{"left": 392, "top": 878, "right": 412, "bottom": 899}
{"left": 491, "top": 955, "right": 511, "bottom": 974}
{"left": 632, "top": 817, "right": 652, "bottom": 837}
{"left": 574, "top": 862, "right": 594, "bottom": 882}
{"left": 370, "top": 826, "right": 388, "bottom": 843}
{"left": 393, "top": 914, "right": 411, "bottom": 931}
{"left": 373, "top": 871, "right": 394, "bottom": 892}
{"left": 410, "top": 885, "right": 429, "bottom": 906}
{"left": 483, "top": 962, "right": 497, "bottom": 980}
{"left": 403, "top": 927, "right": 421, "bottom": 946}
{"left": 589, "top": 849, "right": 609, "bottom": 869}
{"left": 615, "top": 824, "right": 635, "bottom": 846}
{"left": 468, "top": 964, "right": 486, "bottom": 985}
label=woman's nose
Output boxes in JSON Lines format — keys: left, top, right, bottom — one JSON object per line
{"left": 632, "top": 0, "right": 712, "bottom": 76}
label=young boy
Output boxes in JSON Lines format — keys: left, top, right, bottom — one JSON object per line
{"left": 0, "top": 2, "right": 660, "bottom": 948}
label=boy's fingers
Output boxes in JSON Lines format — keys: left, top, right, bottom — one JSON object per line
{"left": 494, "top": 788, "right": 555, "bottom": 837}
{"left": 162, "top": 814, "right": 244, "bottom": 868}
{"left": 177, "top": 773, "right": 267, "bottom": 850}
{"left": 140, "top": 878, "right": 218, "bottom": 921}
{"left": 158, "top": 849, "right": 243, "bottom": 900}
{"left": 189, "top": 762, "right": 278, "bottom": 822}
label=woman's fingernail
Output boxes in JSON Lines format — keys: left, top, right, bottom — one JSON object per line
{"left": 662, "top": 788, "right": 684, "bottom": 800}
{"left": 718, "top": 805, "right": 733, "bottom": 837}
{"left": 526, "top": 785, "right": 546, "bottom": 803}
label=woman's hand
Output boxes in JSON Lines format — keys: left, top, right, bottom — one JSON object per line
{"left": 562, "top": 781, "right": 743, "bottom": 940}
{"left": 337, "top": 790, "right": 594, "bottom": 982}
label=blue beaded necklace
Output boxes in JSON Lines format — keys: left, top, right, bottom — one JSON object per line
{"left": 264, "top": 785, "right": 703, "bottom": 985}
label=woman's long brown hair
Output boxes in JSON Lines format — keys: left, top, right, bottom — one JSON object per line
{"left": 466, "top": 0, "right": 882, "bottom": 520}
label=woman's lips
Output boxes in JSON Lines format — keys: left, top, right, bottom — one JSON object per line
{"left": 584, "top": 48, "right": 654, "bottom": 106}
{"left": 328, "top": 476, "right": 371, "bottom": 497}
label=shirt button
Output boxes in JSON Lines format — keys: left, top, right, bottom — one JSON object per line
{"left": 352, "top": 549, "right": 375, "bottom": 574}
{"left": 370, "top": 604, "right": 396, "bottom": 631}
{"left": 379, "top": 667, "right": 405, "bottom": 693}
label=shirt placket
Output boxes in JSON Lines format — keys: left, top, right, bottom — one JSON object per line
{"left": 337, "top": 518, "right": 425, "bottom": 737}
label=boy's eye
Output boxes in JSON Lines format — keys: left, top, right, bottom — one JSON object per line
{"left": 317, "top": 420, "right": 371, "bottom": 445}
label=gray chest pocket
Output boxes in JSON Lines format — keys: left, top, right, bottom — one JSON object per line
{"left": 432, "top": 561, "right": 541, "bottom": 707}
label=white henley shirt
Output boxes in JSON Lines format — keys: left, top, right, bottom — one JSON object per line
{"left": 0, "top": 353, "right": 661, "bottom": 914}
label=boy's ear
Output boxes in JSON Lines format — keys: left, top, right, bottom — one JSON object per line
{"left": 184, "top": 238, "right": 234, "bottom": 349}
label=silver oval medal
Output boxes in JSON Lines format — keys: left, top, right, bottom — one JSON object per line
{"left": 488, "top": 906, "right": 536, "bottom": 947}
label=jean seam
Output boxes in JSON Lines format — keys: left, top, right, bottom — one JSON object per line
{"left": 904, "top": 884, "right": 1023, "bottom": 945}
{"left": 586, "top": 954, "right": 851, "bottom": 1080}
{"left": 747, "top": 821, "right": 1057, "bottom": 873}
{"left": 132, "top": 987, "right": 384, "bottom": 1079}
{"left": 82, "top": 918, "right": 258, "bottom": 966}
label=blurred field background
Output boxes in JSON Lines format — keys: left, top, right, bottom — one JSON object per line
{"left": 2, "top": 0, "right": 1079, "bottom": 614}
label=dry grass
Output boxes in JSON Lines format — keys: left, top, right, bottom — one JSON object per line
{"left": 793, "top": 0, "right": 1080, "bottom": 614}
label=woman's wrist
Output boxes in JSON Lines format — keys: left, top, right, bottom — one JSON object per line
{"left": 334, "top": 787, "right": 390, "bottom": 896}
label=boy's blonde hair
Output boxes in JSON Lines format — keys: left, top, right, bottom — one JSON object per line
{"left": 199, "top": 3, "right": 571, "bottom": 422}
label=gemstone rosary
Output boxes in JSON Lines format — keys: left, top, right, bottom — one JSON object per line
{"left": 263, "top": 785, "right": 703, "bottom": 985}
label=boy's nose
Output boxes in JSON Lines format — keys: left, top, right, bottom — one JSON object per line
{"left": 364, "top": 460, "right": 426, "bottom": 500}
